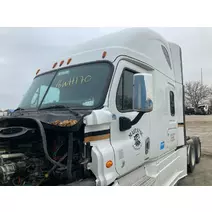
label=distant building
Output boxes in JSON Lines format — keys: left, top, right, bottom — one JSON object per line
{"left": 7, "top": 109, "right": 14, "bottom": 116}
{"left": 0, "top": 109, "right": 15, "bottom": 116}
{"left": 0, "top": 109, "right": 7, "bottom": 117}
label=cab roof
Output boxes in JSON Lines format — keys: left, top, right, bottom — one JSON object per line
{"left": 37, "top": 28, "right": 175, "bottom": 76}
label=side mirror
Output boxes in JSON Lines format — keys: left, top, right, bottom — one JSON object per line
{"left": 133, "top": 73, "right": 153, "bottom": 113}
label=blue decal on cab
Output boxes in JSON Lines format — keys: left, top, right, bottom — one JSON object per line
{"left": 160, "top": 141, "right": 165, "bottom": 150}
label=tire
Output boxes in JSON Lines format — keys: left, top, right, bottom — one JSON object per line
{"left": 192, "top": 137, "right": 201, "bottom": 164}
{"left": 188, "top": 142, "right": 196, "bottom": 173}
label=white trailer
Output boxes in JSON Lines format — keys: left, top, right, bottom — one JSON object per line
{"left": 0, "top": 28, "right": 201, "bottom": 186}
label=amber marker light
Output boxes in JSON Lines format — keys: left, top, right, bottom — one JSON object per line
{"left": 102, "top": 51, "right": 107, "bottom": 59}
{"left": 52, "top": 62, "right": 58, "bottom": 69}
{"left": 59, "top": 60, "right": 64, "bottom": 67}
{"left": 67, "top": 58, "right": 72, "bottom": 65}
{"left": 106, "top": 160, "right": 113, "bottom": 168}
{"left": 36, "top": 69, "right": 40, "bottom": 75}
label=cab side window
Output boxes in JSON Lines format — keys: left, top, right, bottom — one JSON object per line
{"left": 116, "top": 69, "right": 134, "bottom": 112}
{"left": 170, "top": 91, "right": 175, "bottom": 116}
{"left": 161, "top": 45, "right": 172, "bottom": 69}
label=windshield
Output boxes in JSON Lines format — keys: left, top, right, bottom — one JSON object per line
{"left": 19, "top": 62, "right": 113, "bottom": 110}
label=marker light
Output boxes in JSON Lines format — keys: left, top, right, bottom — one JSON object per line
{"left": 67, "top": 58, "right": 72, "bottom": 65}
{"left": 102, "top": 51, "right": 107, "bottom": 59}
{"left": 36, "top": 69, "right": 40, "bottom": 75}
{"left": 59, "top": 60, "right": 64, "bottom": 67}
{"left": 106, "top": 160, "right": 113, "bottom": 168}
{"left": 52, "top": 62, "right": 58, "bottom": 69}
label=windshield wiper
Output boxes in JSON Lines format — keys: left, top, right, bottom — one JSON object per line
{"left": 39, "top": 105, "right": 80, "bottom": 117}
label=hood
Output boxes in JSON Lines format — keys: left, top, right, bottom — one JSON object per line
{"left": 0, "top": 109, "right": 92, "bottom": 132}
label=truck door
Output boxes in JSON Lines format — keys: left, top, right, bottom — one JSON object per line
{"left": 109, "top": 60, "right": 151, "bottom": 177}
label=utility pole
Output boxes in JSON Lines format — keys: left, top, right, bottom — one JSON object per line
{"left": 201, "top": 68, "right": 203, "bottom": 85}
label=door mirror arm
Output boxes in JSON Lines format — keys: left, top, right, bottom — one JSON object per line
{"left": 119, "top": 112, "right": 144, "bottom": 132}
{"left": 131, "top": 112, "right": 144, "bottom": 126}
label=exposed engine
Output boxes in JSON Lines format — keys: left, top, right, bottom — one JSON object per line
{"left": 0, "top": 116, "right": 93, "bottom": 186}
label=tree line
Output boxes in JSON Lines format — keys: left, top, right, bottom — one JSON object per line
{"left": 184, "top": 81, "right": 212, "bottom": 108}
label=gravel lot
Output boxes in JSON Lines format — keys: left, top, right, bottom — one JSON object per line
{"left": 178, "top": 115, "right": 212, "bottom": 186}
{"left": 186, "top": 115, "right": 212, "bottom": 154}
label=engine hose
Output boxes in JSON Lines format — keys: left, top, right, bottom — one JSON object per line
{"left": 36, "top": 153, "right": 68, "bottom": 186}
{"left": 67, "top": 133, "right": 73, "bottom": 181}
{"left": 33, "top": 118, "right": 65, "bottom": 168}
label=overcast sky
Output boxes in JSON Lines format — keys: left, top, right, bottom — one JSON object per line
{"left": 0, "top": 27, "right": 211, "bottom": 109}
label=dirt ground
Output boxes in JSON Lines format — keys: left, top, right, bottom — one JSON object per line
{"left": 178, "top": 115, "right": 212, "bottom": 186}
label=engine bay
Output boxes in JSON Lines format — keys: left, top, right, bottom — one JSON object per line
{"left": 0, "top": 116, "right": 93, "bottom": 186}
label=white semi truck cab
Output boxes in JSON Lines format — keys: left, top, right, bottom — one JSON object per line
{"left": 0, "top": 28, "right": 201, "bottom": 186}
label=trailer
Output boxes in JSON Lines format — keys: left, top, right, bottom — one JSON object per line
{"left": 0, "top": 28, "right": 201, "bottom": 186}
